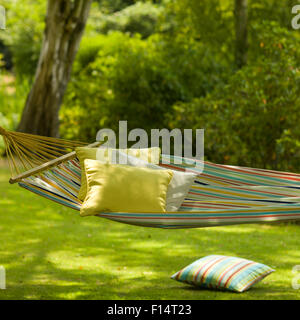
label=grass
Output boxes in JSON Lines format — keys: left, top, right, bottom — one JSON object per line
{"left": 0, "top": 166, "right": 300, "bottom": 300}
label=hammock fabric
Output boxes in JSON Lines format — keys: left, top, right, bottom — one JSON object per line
{"left": 1, "top": 126, "right": 300, "bottom": 229}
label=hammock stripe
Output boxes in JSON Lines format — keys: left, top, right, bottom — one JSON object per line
{"left": 18, "top": 156, "right": 300, "bottom": 229}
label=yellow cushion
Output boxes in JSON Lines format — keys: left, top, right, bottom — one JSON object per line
{"left": 75, "top": 147, "right": 161, "bottom": 201}
{"left": 80, "top": 159, "right": 173, "bottom": 216}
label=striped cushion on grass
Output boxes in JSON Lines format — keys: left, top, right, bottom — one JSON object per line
{"left": 171, "top": 255, "right": 274, "bottom": 293}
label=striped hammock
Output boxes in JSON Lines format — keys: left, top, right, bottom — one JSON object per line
{"left": 1, "top": 126, "right": 300, "bottom": 229}
{"left": 18, "top": 154, "right": 300, "bottom": 229}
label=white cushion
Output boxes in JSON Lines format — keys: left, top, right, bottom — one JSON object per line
{"left": 116, "top": 151, "right": 197, "bottom": 211}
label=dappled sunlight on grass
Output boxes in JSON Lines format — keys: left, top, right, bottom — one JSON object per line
{"left": 0, "top": 166, "right": 300, "bottom": 299}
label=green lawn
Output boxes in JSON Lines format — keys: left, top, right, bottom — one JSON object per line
{"left": 0, "top": 167, "right": 300, "bottom": 300}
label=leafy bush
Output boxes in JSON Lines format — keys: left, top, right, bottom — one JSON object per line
{"left": 170, "top": 22, "right": 300, "bottom": 172}
{"left": 162, "top": 0, "right": 235, "bottom": 64}
{"left": 249, "top": 0, "right": 297, "bottom": 30}
{"left": 95, "top": 0, "right": 136, "bottom": 14}
{"left": 90, "top": 2, "right": 163, "bottom": 38}
{"left": 60, "top": 31, "right": 226, "bottom": 142}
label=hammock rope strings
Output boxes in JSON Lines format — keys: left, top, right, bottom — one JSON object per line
{"left": 0, "top": 126, "right": 87, "bottom": 177}
{"left": 1, "top": 126, "right": 300, "bottom": 229}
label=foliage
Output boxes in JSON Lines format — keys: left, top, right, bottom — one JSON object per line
{"left": 95, "top": 0, "right": 136, "bottom": 14}
{"left": 248, "top": 0, "right": 300, "bottom": 62}
{"left": 162, "top": 0, "right": 298, "bottom": 66}
{"left": 60, "top": 31, "right": 226, "bottom": 142}
{"left": 89, "top": 2, "right": 163, "bottom": 38}
{"left": 1, "top": 0, "right": 300, "bottom": 172}
{"left": 162, "top": 0, "right": 235, "bottom": 64}
{"left": 0, "top": 73, "right": 30, "bottom": 153}
{"left": 170, "top": 22, "right": 300, "bottom": 171}
{"left": 249, "top": 0, "right": 297, "bottom": 30}
{"left": 0, "top": 40, "right": 13, "bottom": 70}
{"left": 0, "top": 0, "right": 46, "bottom": 78}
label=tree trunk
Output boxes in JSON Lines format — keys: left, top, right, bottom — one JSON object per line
{"left": 17, "top": 0, "right": 92, "bottom": 137}
{"left": 234, "top": 0, "right": 248, "bottom": 68}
